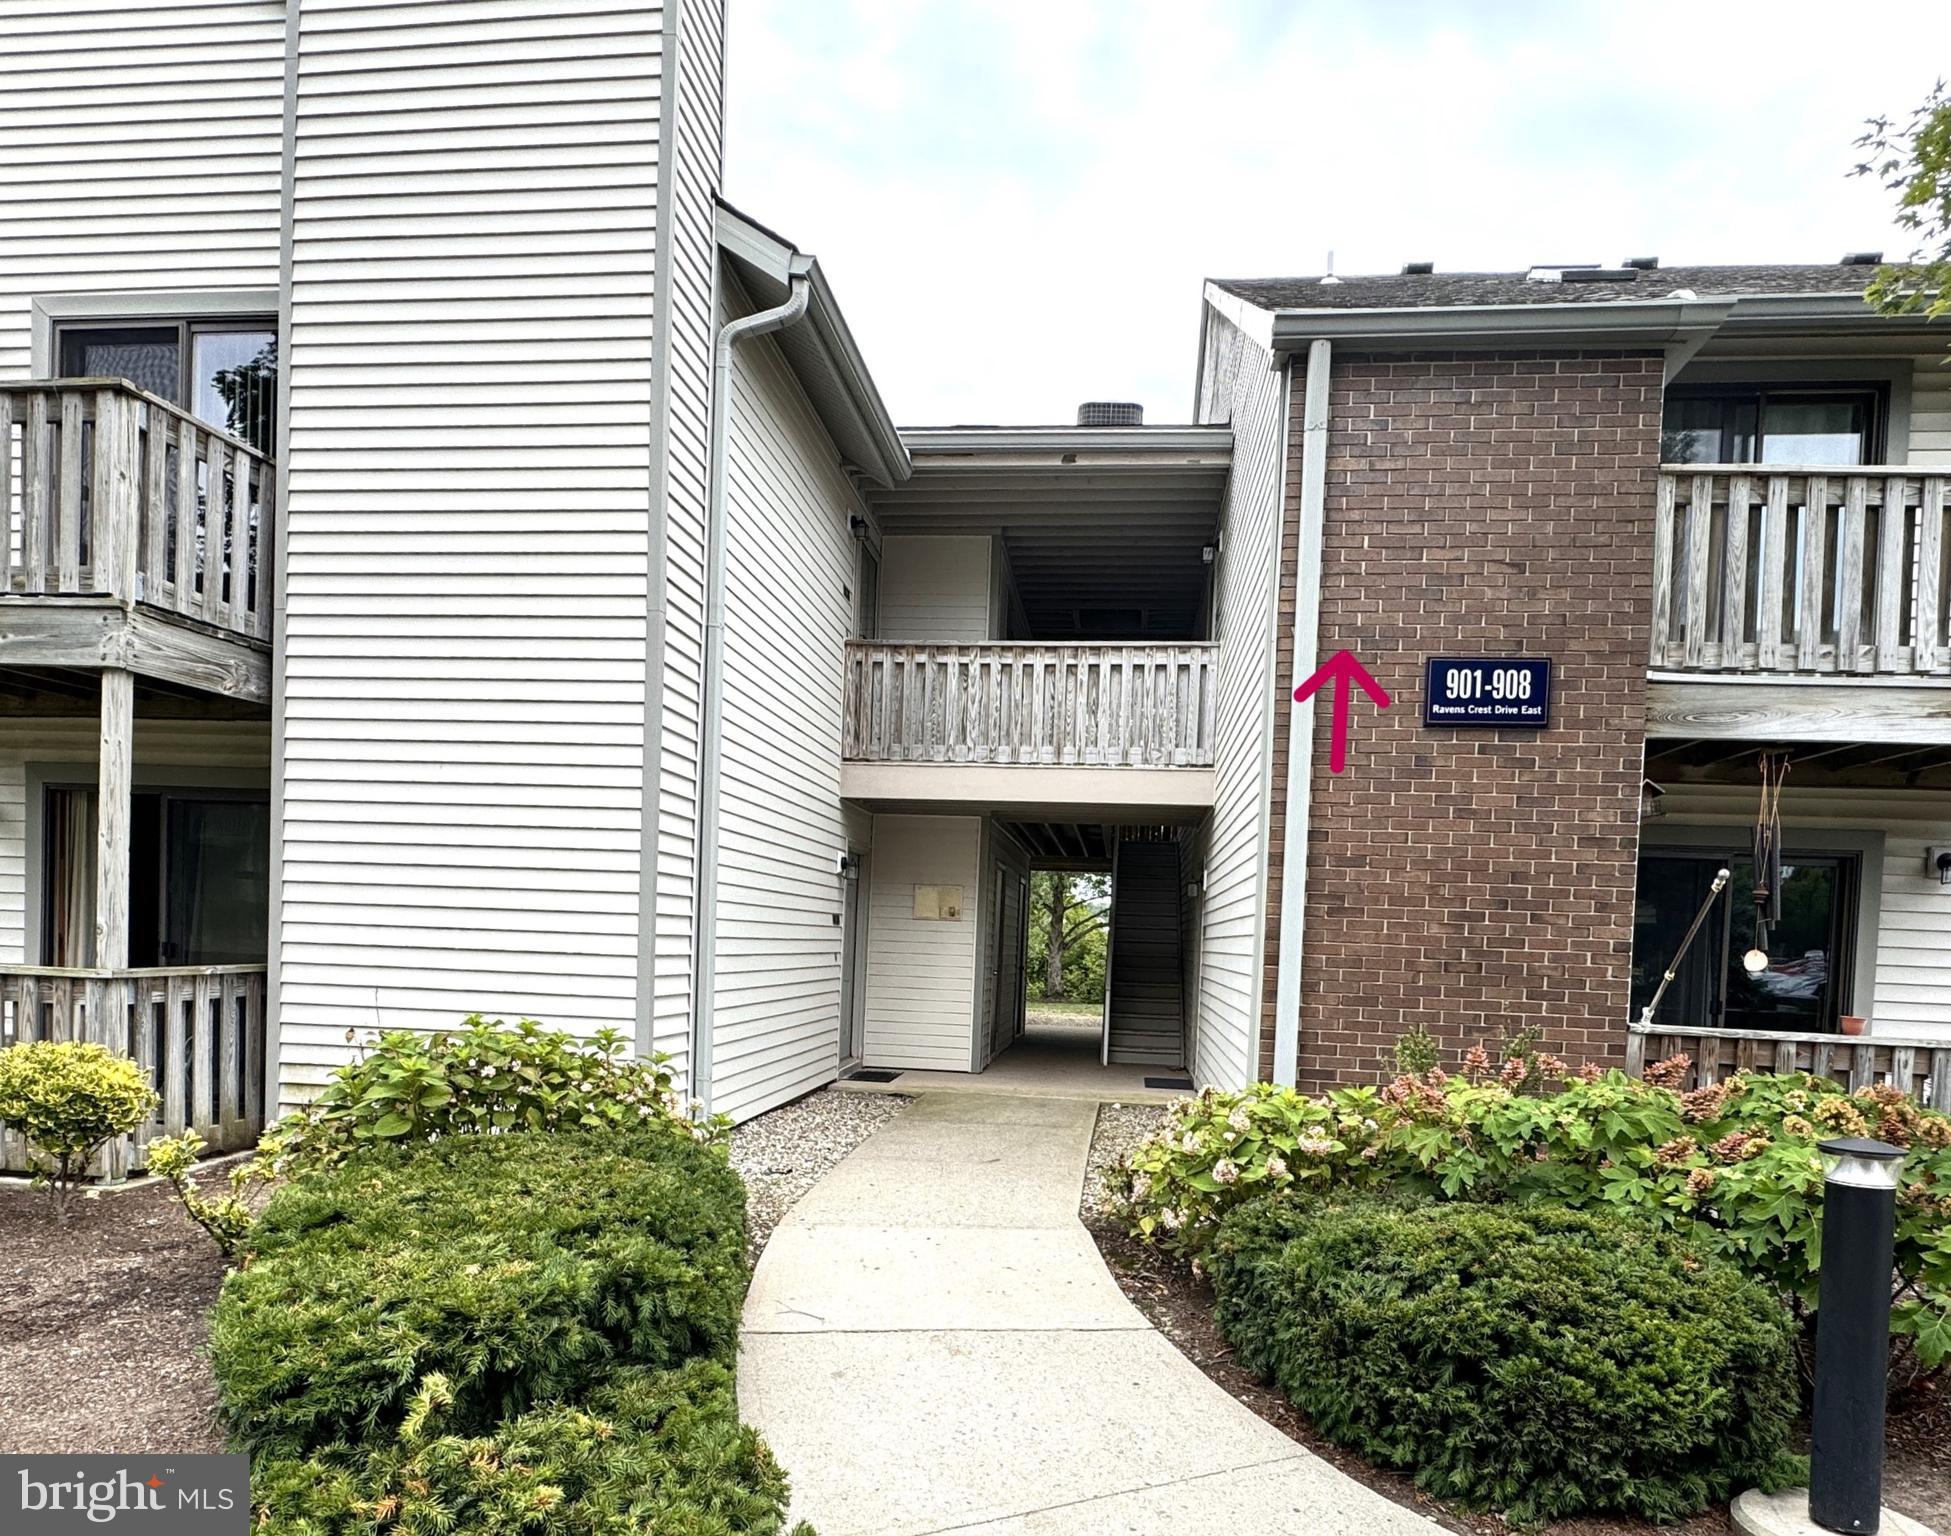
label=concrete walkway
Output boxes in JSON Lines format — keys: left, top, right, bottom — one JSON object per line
{"left": 738, "top": 1090, "right": 1441, "bottom": 1535}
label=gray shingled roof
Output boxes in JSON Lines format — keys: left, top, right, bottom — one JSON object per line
{"left": 1210, "top": 263, "right": 1878, "bottom": 311}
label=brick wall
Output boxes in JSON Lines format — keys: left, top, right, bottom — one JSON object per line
{"left": 1261, "top": 350, "right": 1663, "bottom": 1088}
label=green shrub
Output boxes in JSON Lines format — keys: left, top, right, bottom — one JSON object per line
{"left": 213, "top": 1129, "right": 746, "bottom": 1458}
{"left": 1115, "top": 1065, "right": 1951, "bottom": 1372}
{"left": 1210, "top": 1193, "right": 1802, "bottom": 1526}
{"left": 145, "top": 1130, "right": 271, "bottom": 1261}
{"left": 251, "top": 1361, "right": 810, "bottom": 1536}
{"left": 0, "top": 1040, "right": 156, "bottom": 1212}
{"left": 260, "top": 1017, "right": 725, "bottom": 1175}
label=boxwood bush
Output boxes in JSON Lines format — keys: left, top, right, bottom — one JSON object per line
{"left": 213, "top": 1128, "right": 747, "bottom": 1458}
{"left": 1209, "top": 1192, "right": 1802, "bottom": 1526}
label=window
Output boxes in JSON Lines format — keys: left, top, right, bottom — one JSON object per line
{"left": 1661, "top": 384, "right": 1883, "bottom": 467}
{"left": 1630, "top": 847, "right": 1856, "bottom": 1033}
{"left": 855, "top": 543, "right": 880, "bottom": 639}
{"left": 57, "top": 317, "right": 277, "bottom": 456}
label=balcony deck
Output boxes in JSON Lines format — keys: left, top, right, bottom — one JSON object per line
{"left": 0, "top": 964, "right": 269, "bottom": 1176}
{"left": 2, "top": 379, "right": 273, "bottom": 701}
{"left": 840, "top": 640, "right": 1218, "bottom": 810}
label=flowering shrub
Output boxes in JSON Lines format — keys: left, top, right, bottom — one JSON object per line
{"left": 0, "top": 1040, "right": 157, "bottom": 1213}
{"left": 1209, "top": 1192, "right": 1802, "bottom": 1524}
{"left": 261, "top": 1016, "right": 725, "bottom": 1175}
{"left": 1115, "top": 1060, "right": 1951, "bottom": 1372}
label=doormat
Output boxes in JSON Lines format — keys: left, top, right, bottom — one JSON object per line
{"left": 1144, "top": 1075, "right": 1195, "bottom": 1090}
{"left": 845, "top": 1069, "right": 903, "bottom": 1083}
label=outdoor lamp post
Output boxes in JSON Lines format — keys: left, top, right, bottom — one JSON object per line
{"left": 1809, "top": 1136, "right": 1906, "bottom": 1535}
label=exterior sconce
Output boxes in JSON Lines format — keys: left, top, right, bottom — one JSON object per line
{"left": 1640, "top": 778, "right": 1665, "bottom": 822}
{"left": 1926, "top": 847, "right": 1951, "bottom": 886}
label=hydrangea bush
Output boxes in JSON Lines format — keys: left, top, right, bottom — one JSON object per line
{"left": 1114, "top": 1056, "right": 1951, "bottom": 1374}
{"left": 261, "top": 1016, "right": 727, "bottom": 1175}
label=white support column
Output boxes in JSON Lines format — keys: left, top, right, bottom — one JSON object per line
{"left": 94, "top": 667, "right": 134, "bottom": 971}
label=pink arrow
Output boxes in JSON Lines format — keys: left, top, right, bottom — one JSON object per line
{"left": 1293, "top": 650, "right": 1391, "bottom": 774}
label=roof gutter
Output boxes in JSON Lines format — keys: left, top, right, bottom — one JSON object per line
{"left": 689, "top": 268, "right": 814, "bottom": 1113}
{"left": 1268, "top": 297, "right": 1736, "bottom": 352}
{"left": 900, "top": 425, "right": 1233, "bottom": 457}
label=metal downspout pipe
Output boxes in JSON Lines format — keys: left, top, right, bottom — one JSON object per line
{"left": 689, "top": 270, "right": 813, "bottom": 1112}
{"left": 1272, "top": 338, "right": 1331, "bottom": 1085}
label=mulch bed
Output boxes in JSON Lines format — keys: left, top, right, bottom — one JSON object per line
{"left": 0, "top": 1178, "right": 227, "bottom": 1455}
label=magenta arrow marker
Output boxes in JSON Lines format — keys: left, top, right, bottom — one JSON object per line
{"left": 1293, "top": 650, "right": 1392, "bottom": 774}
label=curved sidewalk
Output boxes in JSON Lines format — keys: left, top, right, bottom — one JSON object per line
{"left": 738, "top": 1089, "right": 1441, "bottom": 1535}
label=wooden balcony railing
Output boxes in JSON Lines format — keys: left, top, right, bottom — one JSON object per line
{"left": 1626, "top": 1020, "right": 1951, "bottom": 1112}
{"left": 1652, "top": 466, "right": 1950, "bottom": 677}
{"left": 843, "top": 641, "right": 1218, "bottom": 767}
{"left": 0, "top": 964, "right": 269, "bottom": 1177}
{"left": 1, "top": 379, "right": 274, "bottom": 644}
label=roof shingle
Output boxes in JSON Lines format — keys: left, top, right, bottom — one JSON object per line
{"left": 1210, "top": 263, "right": 1877, "bottom": 311}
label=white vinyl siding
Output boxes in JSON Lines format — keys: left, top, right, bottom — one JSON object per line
{"left": 275, "top": 0, "right": 665, "bottom": 1101}
{"left": 0, "top": 719, "right": 272, "bottom": 965}
{"left": 0, "top": 0, "right": 283, "bottom": 375}
{"left": 709, "top": 275, "right": 866, "bottom": 1122}
{"left": 1656, "top": 783, "right": 1951, "bottom": 1039}
{"left": 861, "top": 814, "right": 980, "bottom": 1069}
{"left": 649, "top": 0, "right": 725, "bottom": 1085}
{"left": 877, "top": 535, "right": 994, "bottom": 642}
{"left": 1912, "top": 355, "right": 1951, "bottom": 466}
{"left": 1191, "top": 308, "right": 1287, "bottom": 1089}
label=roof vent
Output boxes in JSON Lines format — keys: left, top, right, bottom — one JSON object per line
{"left": 1076, "top": 401, "right": 1143, "bottom": 428}
{"left": 1559, "top": 267, "right": 1640, "bottom": 283}
{"left": 1401, "top": 261, "right": 1434, "bottom": 275}
{"left": 1841, "top": 250, "right": 1884, "bottom": 266}
{"left": 1624, "top": 256, "right": 1659, "bottom": 270}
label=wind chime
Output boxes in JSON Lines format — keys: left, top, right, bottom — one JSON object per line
{"left": 1745, "top": 750, "right": 1789, "bottom": 977}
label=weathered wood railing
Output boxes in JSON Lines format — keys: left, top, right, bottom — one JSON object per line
{"left": 843, "top": 641, "right": 1219, "bottom": 766}
{"left": 1652, "top": 466, "right": 1951, "bottom": 677}
{"left": 0, "top": 964, "right": 269, "bottom": 1177}
{"left": 1, "top": 379, "right": 275, "bottom": 643}
{"left": 1626, "top": 1020, "right": 1951, "bottom": 1111}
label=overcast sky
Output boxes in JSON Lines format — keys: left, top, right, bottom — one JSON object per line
{"left": 724, "top": 2, "right": 1951, "bottom": 427}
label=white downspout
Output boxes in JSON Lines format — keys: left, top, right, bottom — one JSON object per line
{"left": 1271, "top": 338, "right": 1331, "bottom": 1086}
{"left": 689, "top": 269, "right": 813, "bottom": 1112}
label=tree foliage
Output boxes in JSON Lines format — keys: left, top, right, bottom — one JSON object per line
{"left": 1026, "top": 871, "right": 1108, "bottom": 1003}
{"left": 1857, "top": 80, "right": 1951, "bottom": 326}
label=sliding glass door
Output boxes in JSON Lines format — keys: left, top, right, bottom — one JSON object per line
{"left": 42, "top": 788, "right": 268, "bottom": 967}
{"left": 1630, "top": 847, "right": 1854, "bottom": 1033}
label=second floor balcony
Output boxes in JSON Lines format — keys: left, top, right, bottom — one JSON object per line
{"left": 843, "top": 640, "right": 1218, "bottom": 768}
{"left": 1653, "top": 463, "right": 1950, "bottom": 679}
{"left": 2, "top": 379, "right": 274, "bottom": 700}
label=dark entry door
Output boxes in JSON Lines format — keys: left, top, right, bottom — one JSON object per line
{"left": 1631, "top": 849, "right": 1853, "bottom": 1032}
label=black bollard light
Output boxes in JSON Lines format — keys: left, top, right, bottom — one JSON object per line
{"left": 1808, "top": 1135, "right": 1906, "bottom": 1535}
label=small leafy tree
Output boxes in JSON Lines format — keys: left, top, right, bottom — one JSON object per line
{"left": 0, "top": 1041, "right": 156, "bottom": 1214}
{"left": 1856, "top": 80, "right": 1951, "bottom": 326}
{"left": 146, "top": 1131, "right": 272, "bottom": 1261}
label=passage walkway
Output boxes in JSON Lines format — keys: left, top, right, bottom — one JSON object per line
{"left": 738, "top": 1090, "right": 1440, "bottom": 1535}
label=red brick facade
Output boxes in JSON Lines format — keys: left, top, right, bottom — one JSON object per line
{"left": 1260, "top": 350, "right": 1663, "bottom": 1088}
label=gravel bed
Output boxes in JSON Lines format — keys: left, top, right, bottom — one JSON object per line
{"left": 730, "top": 1086, "right": 911, "bottom": 1257}
{"left": 1080, "top": 1100, "right": 1176, "bottom": 1221}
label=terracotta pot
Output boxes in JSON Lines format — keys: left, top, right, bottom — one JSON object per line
{"left": 1839, "top": 1015, "right": 1867, "bottom": 1036}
